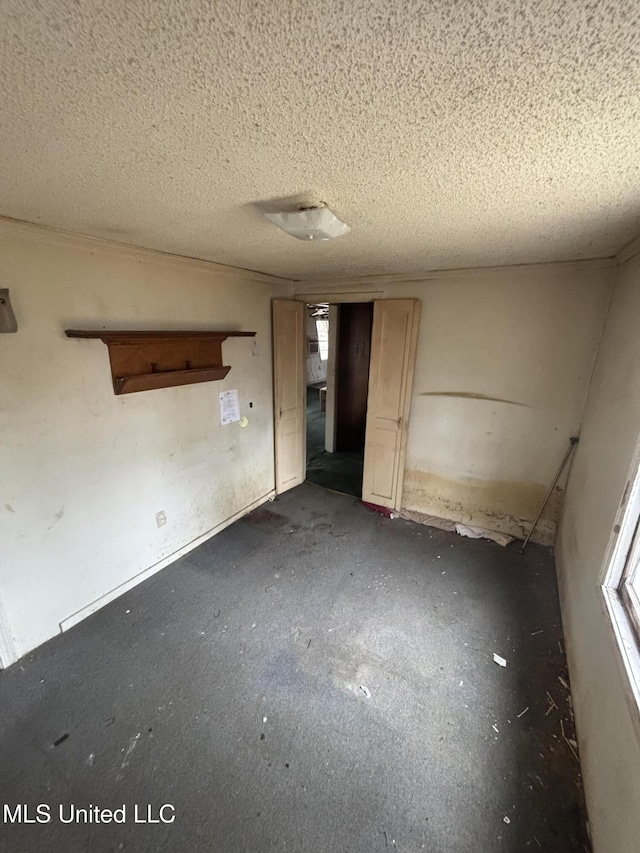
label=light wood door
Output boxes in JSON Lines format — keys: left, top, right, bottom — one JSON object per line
{"left": 273, "top": 300, "right": 306, "bottom": 494}
{"left": 362, "top": 299, "right": 420, "bottom": 510}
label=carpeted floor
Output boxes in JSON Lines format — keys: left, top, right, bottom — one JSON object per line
{"left": 0, "top": 485, "right": 589, "bottom": 852}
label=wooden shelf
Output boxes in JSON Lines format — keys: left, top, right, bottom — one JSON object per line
{"left": 65, "top": 329, "right": 255, "bottom": 395}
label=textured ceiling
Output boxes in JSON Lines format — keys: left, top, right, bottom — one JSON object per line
{"left": 1, "top": 1, "right": 639, "bottom": 280}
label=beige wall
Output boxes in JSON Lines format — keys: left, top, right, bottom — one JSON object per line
{"left": 0, "top": 222, "right": 291, "bottom": 663}
{"left": 296, "top": 261, "right": 613, "bottom": 543}
{"left": 556, "top": 251, "right": 640, "bottom": 853}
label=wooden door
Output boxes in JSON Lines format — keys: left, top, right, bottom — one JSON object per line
{"left": 273, "top": 300, "right": 306, "bottom": 494}
{"left": 362, "top": 299, "right": 420, "bottom": 510}
{"left": 335, "top": 302, "right": 374, "bottom": 451}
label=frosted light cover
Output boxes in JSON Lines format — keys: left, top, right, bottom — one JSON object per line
{"left": 263, "top": 207, "right": 350, "bottom": 241}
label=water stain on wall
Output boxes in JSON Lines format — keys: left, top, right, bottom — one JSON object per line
{"left": 419, "top": 391, "right": 532, "bottom": 408}
{"left": 401, "top": 469, "right": 562, "bottom": 545}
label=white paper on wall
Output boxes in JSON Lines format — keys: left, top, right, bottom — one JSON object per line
{"left": 219, "top": 389, "right": 240, "bottom": 426}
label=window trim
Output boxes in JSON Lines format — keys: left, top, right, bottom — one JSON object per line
{"left": 619, "top": 516, "right": 640, "bottom": 638}
{"left": 602, "top": 436, "right": 640, "bottom": 726}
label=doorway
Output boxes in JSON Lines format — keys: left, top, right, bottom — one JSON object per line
{"left": 305, "top": 303, "right": 373, "bottom": 498}
{"left": 273, "top": 298, "right": 420, "bottom": 511}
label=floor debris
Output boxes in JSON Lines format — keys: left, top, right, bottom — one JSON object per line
{"left": 359, "top": 685, "right": 371, "bottom": 699}
{"left": 517, "top": 707, "right": 529, "bottom": 718}
{"left": 120, "top": 732, "right": 140, "bottom": 770}
{"left": 560, "top": 718, "right": 580, "bottom": 761}
{"left": 493, "top": 653, "right": 507, "bottom": 667}
{"left": 544, "top": 691, "right": 558, "bottom": 716}
{"left": 455, "top": 523, "right": 514, "bottom": 547}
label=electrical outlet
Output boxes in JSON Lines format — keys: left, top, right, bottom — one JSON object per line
{"left": 155, "top": 511, "right": 167, "bottom": 528}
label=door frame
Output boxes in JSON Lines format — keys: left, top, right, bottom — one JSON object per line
{"left": 299, "top": 293, "right": 378, "bottom": 485}
{"left": 273, "top": 300, "right": 306, "bottom": 494}
{"left": 324, "top": 304, "right": 340, "bottom": 453}
{"left": 298, "top": 290, "right": 382, "bottom": 458}
{"left": 274, "top": 293, "right": 418, "bottom": 509}
{"left": 294, "top": 291, "right": 383, "bottom": 305}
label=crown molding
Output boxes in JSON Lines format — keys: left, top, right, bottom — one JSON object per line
{"left": 1, "top": 215, "right": 625, "bottom": 285}
{"left": 293, "top": 256, "right": 617, "bottom": 290}
{"left": 0, "top": 216, "right": 293, "bottom": 287}
{"left": 616, "top": 232, "right": 640, "bottom": 266}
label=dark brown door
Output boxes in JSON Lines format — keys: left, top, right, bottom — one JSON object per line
{"left": 335, "top": 302, "right": 373, "bottom": 451}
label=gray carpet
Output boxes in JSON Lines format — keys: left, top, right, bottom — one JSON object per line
{"left": 0, "top": 485, "right": 589, "bottom": 852}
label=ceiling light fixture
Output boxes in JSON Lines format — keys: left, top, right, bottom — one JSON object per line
{"left": 263, "top": 205, "right": 350, "bottom": 241}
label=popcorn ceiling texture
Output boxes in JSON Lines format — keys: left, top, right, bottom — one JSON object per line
{"left": 0, "top": 0, "right": 639, "bottom": 279}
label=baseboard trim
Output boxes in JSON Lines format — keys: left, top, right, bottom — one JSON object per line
{"left": 59, "top": 490, "right": 276, "bottom": 634}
